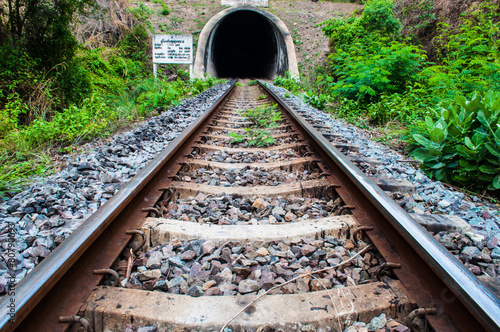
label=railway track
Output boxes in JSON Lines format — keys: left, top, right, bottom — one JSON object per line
{"left": 1, "top": 81, "right": 499, "bottom": 332}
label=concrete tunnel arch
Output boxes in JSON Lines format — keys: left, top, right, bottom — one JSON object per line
{"left": 193, "top": 5, "right": 299, "bottom": 79}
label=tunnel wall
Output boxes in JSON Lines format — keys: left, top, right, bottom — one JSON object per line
{"left": 193, "top": 5, "right": 299, "bottom": 79}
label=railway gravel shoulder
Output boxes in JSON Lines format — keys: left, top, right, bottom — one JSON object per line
{"left": 0, "top": 83, "right": 231, "bottom": 292}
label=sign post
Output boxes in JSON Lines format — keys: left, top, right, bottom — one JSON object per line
{"left": 152, "top": 35, "right": 193, "bottom": 78}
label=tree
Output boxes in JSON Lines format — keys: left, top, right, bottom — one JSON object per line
{"left": 0, "top": 0, "right": 95, "bottom": 68}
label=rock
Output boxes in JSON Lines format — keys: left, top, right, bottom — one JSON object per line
{"left": 203, "top": 280, "right": 216, "bottom": 291}
{"left": 461, "top": 246, "right": 481, "bottom": 261}
{"left": 180, "top": 250, "right": 197, "bottom": 261}
{"left": 201, "top": 241, "right": 216, "bottom": 255}
{"left": 204, "top": 287, "right": 222, "bottom": 296}
{"left": 137, "top": 269, "right": 161, "bottom": 281}
{"left": 301, "top": 244, "right": 317, "bottom": 256}
{"left": 487, "top": 237, "right": 498, "bottom": 250}
{"left": 146, "top": 252, "right": 163, "bottom": 269}
{"left": 167, "top": 276, "right": 186, "bottom": 288}
{"left": 153, "top": 280, "right": 169, "bottom": 292}
{"left": 168, "top": 256, "right": 184, "bottom": 267}
{"left": 285, "top": 212, "right": 297, "bottom": 222}
{"left": 219, "top": 282, "right": 237, "bottom": 295}
{"left": 272, "top": 206, "right": 286, "bottom": 216}
{"left": 366, "top": 313, "right": 387, "bottom": 330}
{"left": 438, "top": 200, "right": 451, "bottom": 209}
{"left": 387, "top": 320, "right": 410, "bottom": 332}
{"left": 186, "top": 285, "right": 203, "bottom": 297}
{"left": 298, "top": 256, "right": 310, "bottom": 266}
{"left": 260, "top": 270, "right": 275, "bottom": 290}
{"left": 217, "top": 267, "right": 233, "bottom": 283}
{"left": 252, "top": 198, "right": 267, "bottom": 210}
{"left": 296, "top": 279, "right": 310, "bottom": 292}
{"left": 469, "top": 265, "right": 481, "bottom": 275}
{"left": 31, "top": 246, "right": 51, "bottom": 258}
{"left": 491, "top": 247, "right": 500, "bottom": 259}
{"left": 233, "top": 266, "right": 252, "bottom": 277}
{"left": 301, "top": 325, "right": 316, "bottom": 332}
{"left": 238, "top": 279, "right": 261, "bottom": 294}
{"left": 310, "top": 278, "right": 332, "bottom": 291}
{"left": 256, "top": 247, "right": 270, "bottom": 256}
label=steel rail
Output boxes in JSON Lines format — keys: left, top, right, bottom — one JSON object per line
{"left": 260, "top": 81, "right": 500, "bottom": 331}
{"left": 0, "top": 81, "right": 235, "bottom": 332}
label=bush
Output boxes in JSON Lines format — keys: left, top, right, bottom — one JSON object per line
{"left": 423, "top": 1, "right": 500, "bottom": 98}
{"left": 411, "top": 90, "right": 500, "bottom": 190}
{"left": 273, "top": 73, "right": 302, "bottom": 94}
{"left": 118, "top": 24, "right": 151, "bottom": 65}
{"left": 359, "top": 0, "right": 401, "bottom": 34}
{"left": 320, "top": 0, "right": 424, "bottom": 104}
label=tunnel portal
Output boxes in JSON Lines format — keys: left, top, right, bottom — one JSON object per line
{"left": 212, "top": 11, "right": 276, "bottom": 78}
{"left": 193, "top": 6, "right": 298, "bottom": 79}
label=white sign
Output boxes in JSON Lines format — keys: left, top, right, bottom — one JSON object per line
{"left": 221, "top": 0, "right": 268, "bottom": 7}
{"left": 152, "top": 35, "right": 193, "bottom": 64}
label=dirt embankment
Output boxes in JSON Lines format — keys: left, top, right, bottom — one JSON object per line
{"left": 394, "top": 0, "right": 500, "bottom": 61}
{"left": 77, "top": 0, "right": 361, "bottom": 80}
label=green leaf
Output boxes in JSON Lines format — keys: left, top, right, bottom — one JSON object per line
{"left": 430, "top": 127, "right": 446, "bottom": 143}
{"left": 435, "top": 168, "right": 446, "bottom": 181}
{"left": 471, "top": 132, "right": 484, "bottom": 147}
{"left": 479, "top": 164, "right": 500, "bottom": 174}
{"left": 413, "top": 134, "right": 439, "bottom": 151}
{"left": 456, "top": 145, "right": 476, "bottom": 159}
{"left": 430, "top": 162, "right": 446, "bottom": 169}
{"left": 425, "top": 116, "right": 434, "bottom": 132}
{"left": 464, "top": 137, "right": 475, "bottom": 150}
{"left": 493, "top": 175, "right": 500, "bottom": 189}
{"left": 411, "top": 148, "right": 440, "bottom": 162}
{"left": 485, "top": 143, "right": 500, "bottom": 157}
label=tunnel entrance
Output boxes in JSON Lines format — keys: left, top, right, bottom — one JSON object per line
{"left": 212, "top": 11, "right": 276, "bottom": 78}
{"left": 193, "top": 5, "right": 298, "bottom": 79}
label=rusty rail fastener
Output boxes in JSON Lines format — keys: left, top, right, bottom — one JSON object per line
{"left": 352, "top": 226, "right": 374, "bottom": 239}
{"left": 93, "top": 268, "right": 120, "bottom": 287}
{"left": 376, "top": 262, "right": 402, "bottom": 279}
{"left": 59, "top": 316, "right": 91, "bottom": 332}
{"left": 408, "top": 307, "right": 438, "bottom": 320}
{"left": 179, "top": 162, "right": 191, "bottom": 173}
{"left": 142, "top": 207, "right": 160, "bottom": 217}
{"left": 126, "top": 229, "right": 146, "bottom": 253}
{"left": 334, "top": 205, "right": 355, "bottom": 216}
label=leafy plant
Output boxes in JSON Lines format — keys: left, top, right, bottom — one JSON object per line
{"left": 257, "top": 94, "right": 267, "bottom": 100}
{"left": 228, "top": 129, "right": 275, "bottom": 147}
{"left": 246, "top": 129, "right": 275, "bottom": 147}
{"left": 273, "top": 72, "right": 302, "bottom": 94}
{"left": 228, "top": 131, "right": 246, "bottom": 144}
{"left": 239, "top": 104, "right": 282, "bottom": 128}
{"left": 304, "top": 91, "right": 331, "bottom": 110}
{"left": 127, "top": 3, "right": 154, "bottom": 22}
{"left": 411, "top": 90, "right": 500, "bottom": 189}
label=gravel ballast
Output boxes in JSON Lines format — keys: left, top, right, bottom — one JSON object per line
{"left": 0, "top": 83, "right": 231, "bottom": 293}
{"left": 265, "top": 82, "right": 500, "bottom": 280}
{"left": 1, "top": 81, "right": 499, "bottom": 294}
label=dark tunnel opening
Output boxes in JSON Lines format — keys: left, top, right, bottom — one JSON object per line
{"left": 211, "top": 10, "right": 278, "bottom": 79}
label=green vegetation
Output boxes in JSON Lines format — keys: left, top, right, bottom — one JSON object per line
{"left": 311, "top": 0, "right": 500, "bottom": 195}
{"left": 239, "top": 104, "right": 283, "bottom": 129}
{"left": 229, "top": 104, "right": 283, "bottom": 147}
{"left": 0, "top": 1, "right": 222, "bottom": 197}
{"left": 411, "top": 90, "right": 500, "bottom": 190}
{"left": 228, "top": 129, "right": 275, "bottom": 147}
{"left": 273, "top": 73, "right": 303, "bottom": 94}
